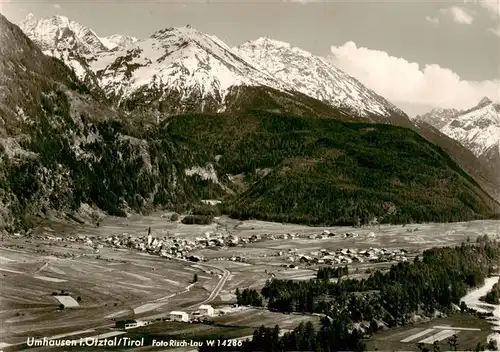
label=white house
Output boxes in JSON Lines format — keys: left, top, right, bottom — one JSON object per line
{"left": 199, "top": 304, "right": 214, "bottom": 316}
{"left": 170, "top": 311, "right": 189, "bottom": 322}
{"left": 115, "top": 319, "right": 138, "bottom": 329}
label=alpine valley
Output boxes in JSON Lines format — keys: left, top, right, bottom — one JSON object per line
{"left": 0, "top": 12, "right": 498, "bottom": 233}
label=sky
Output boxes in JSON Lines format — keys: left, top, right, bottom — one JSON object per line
{"left": 1, "top": 0, "right": 499, "bottom": 116}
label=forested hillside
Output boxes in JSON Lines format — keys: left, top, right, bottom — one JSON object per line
{"left": 3, "top": 107, "right": 500, "bottom": 231}
{"left": 163, "top": 111, "right": 499, "bottom": 225}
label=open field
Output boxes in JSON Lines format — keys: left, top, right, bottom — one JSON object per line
{"left": 0, "top": 243, "right": 215, "bottom": 347}
{"left": 1, "top": 215, "right": 499, "bottom": 350}
{"left": 210, "top": 307, "right": 321, "bottom": 329}
{"left": 367, "top": 313, "right": 492, "bottom": 351}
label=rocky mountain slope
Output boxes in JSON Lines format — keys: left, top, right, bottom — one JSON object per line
{"left": 481, "top": 143, "right": 500, "bottom": 185}
{"left": 235, "top": 37, "right": 413, "bottom": 128}
{"left": 413, "top": 121, "right": 500, "bottom": 199}
{"left": 2, "top": 13, "right": 499, "bottom": 232}
{"left": 0, "top": 13, "right": 201, "bottom": 230}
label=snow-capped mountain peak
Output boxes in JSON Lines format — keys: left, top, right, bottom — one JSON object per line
{"left": 437, "top": 99, "right": 500, "bottom": 157}
{"left": 20, "top": 13, "right": 108, "bottom": 55}
{"left": 234, "top": 37, "right": 410, "bottom": 123}
{"left": 477, "top": 96, "right": 493, "bottom": 108}
{"left": 90, "top": 25, "right": 290, "bottom": 111}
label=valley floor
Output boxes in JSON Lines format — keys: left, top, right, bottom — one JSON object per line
{"left": 0, "top": 215, "right": 499, "bottom": 351}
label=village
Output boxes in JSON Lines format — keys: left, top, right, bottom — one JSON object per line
{"left": 35, "top": 226, "right": 413, "bottom": 269}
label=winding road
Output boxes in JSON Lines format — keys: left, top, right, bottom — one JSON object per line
{"left": 189, "top": 264, "right": 230, "bottom": 308}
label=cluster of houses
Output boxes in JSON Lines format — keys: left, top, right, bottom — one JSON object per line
{"left": 282, "top": 247, "right": 410, "bottom": 266}
{"left": 38, "top": 227, "right": 409, "bottom": 268}
{"left": 102, "top": 229, "right": 249, "bottom": 259}
{"left": 247, "top": 230, "right": 362, "bottom": 242}
{"left": 46, "top": 230, "right": 242, "bottom": 260}
{"left": 114, "top": 305, "right": 216, "bottom": 329}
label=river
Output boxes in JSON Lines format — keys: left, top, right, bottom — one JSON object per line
{"left": 460, "top": 276, "right": 500, "bottom": 347}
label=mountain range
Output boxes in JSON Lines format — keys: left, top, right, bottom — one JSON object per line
{"left": 18, "top": 14, "right": 413, "bottom": 128}
{"left": 0, "top": 12, "right": 498, "bottom": 232}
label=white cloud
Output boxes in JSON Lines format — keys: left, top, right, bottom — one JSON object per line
{"left": 476, "top": 0, "right": 500, "bottom": 17}
{"left": 489, "top": 23, "right": 500, "bottom": 35}
{"left": 328, "top": 41, "right": 499, "bottom": 110}
{"left": 426, "top": 16, "right": 440, "bottom": 26}
{"left": 52, "top": 3, "right": 62, "bottom": 10}
{"left": 441, "top": 6, "right": 474, "bottom": 24}
{"left": 464, "top": 0, "right": 500, "bottom": 35}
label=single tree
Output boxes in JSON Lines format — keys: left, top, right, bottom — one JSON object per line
{"left": 77, "top": 296, "right": 82, "bottom": 302}
{"left": 432, "top": 340, "right": 440, "bottom": 352}
{"left": 193, "top": 273, "right": 198, "bottom": 283}
{"left": 417, "top": 343, "right": 430, "bottom": 352}
{"left": 236, "top": 288, "right": 241, "bottom": 304}
{"left": 59, "top": 304, "right": 65, "bottom": 310}
{"left": 487, "top": 339, "right": 498, "bottom": 351}
{"left": 447, "top": 334, "right": 459, "bottom": 351}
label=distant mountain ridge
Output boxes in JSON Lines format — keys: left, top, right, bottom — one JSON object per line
{"left": 20, "top": 13, "right": 108, "bottom": 55}
{"left": 417, "top": 97, "right": 500, "bottom": 158}
{"left": 415, "top": 107, "right": 463, "bottom": 130}
{"left": 99, "top": 34, "right": 138, "bottom": 51}
{"left": 415, "top": 98, "right": 500, "bottom": 201}
{"left": 90, "top": 26, "right": 294, "bottom": 114}
{"left": 19, "top": 14, "right": 413, "bottom": 127}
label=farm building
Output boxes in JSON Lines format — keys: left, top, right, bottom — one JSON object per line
{"left": 170, "top": 310, "right": 189, "bottom": 322}
{"left": 115, "top": 320, "right": 138, "bottom": 329}
{"left": 199, "top": 304, "right": 214, "bottom": 316}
